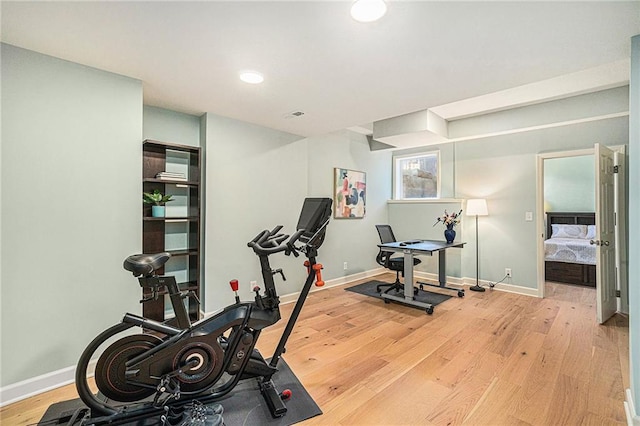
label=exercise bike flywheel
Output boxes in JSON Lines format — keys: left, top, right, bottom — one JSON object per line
{"left": 171, "top": 339, "right": 223, "bottom": 393}
{"left": 95, "top": 334, "right": 163, "bottom": 402}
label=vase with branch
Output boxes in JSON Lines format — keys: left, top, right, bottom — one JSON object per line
{"left": 433, "top": 209, "right": 462, "bottom": 243}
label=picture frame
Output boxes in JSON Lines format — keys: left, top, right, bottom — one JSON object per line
{"left": 333, "top": 168, "right": 366, "bottom": 219}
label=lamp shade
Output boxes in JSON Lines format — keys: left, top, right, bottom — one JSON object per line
{"left": 466, "top": 199, "right": 488, "bottom": 216}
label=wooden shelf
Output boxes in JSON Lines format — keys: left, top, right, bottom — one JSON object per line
{"left": 143, "top": 178, "right": 199, "bottom": 186}
{"left": 142, "top": 139, "right": 201, "bottom": 322}
{"left": 143, "top": 216, "right": 199, "bottom": 222}
{"left": 144, "top": 139, "right": 200, "bottom": 153}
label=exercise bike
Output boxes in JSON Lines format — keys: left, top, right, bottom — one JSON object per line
{"left": 74, "top": 197, "right": 332, "bottom": 424}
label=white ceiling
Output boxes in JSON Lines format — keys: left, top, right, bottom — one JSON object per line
{"left": 2, "top": 1, "right": 639, "bottom": 139}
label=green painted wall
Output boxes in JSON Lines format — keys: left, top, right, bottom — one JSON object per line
{"left": 202, "top": 123, "right": 392, "bottom": 312}
{"left": 388, "top": 111, "right": 627, "bottom": 291}
{"left": 544, "top": 155, "right": 595, "bottom": 213}
{"left": 202, "top": 114, "right": 308, "bottom": 311}
{"left": 143, "top": 106, "right": 201, "bottom": 147}
{"left": 0, "top": 44, "right": 143, "bottom": 386}
{"left": 455, "top": 118, "right": 627, "bottom": 289}
{"left": 306, "top": 130, "right": 392, "bottom": 278}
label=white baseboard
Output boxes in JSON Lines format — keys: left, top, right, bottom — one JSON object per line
{"left": 468, "top": 277, "right": 540, "bottom": 297}
{"left": 278, "top": 269, "right": 540, "bottom": 305}
{"left": 626, "top": 389, "right": 640, "bottom": 425}
{"left": 0, "top": 360, "right": 96, "bottom": 408}
{"left": 414, "top": 272, "right": 540, "bottom": 298}
{"left": 278, "top": 267, "right": 387, "bottom": 304}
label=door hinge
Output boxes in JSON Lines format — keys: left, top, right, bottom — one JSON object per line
{"left": 613, "top": 165, "right": 619, "bottom": 173}
{"left": 616, "top": 290, "right": 621, "bottom": 297}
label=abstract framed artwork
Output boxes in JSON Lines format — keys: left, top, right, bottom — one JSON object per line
{"left": 333, "top": 168, "right": 366, "bottom": 219}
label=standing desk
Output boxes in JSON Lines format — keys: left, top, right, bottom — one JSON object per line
{"left": 377, "top": 239, "right": 465, "bottom": 314}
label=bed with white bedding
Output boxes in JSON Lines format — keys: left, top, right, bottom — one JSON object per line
{"left": 544, "top": 212, "right": 596, "bottom": 287}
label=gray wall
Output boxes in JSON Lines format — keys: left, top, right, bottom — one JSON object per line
{"left": 454, "top": 118, "right": 628, "bottom": 289}
{"left": 388, "top": 201, "right": 464, "bottom": 278}
{"left": 306, "top": 130, "right": 392, "bottom": 279}
{"left": 628, "top": 34, "right": 639, "bottom": 415}
{"left": 449, "top": 86, "right": 629, "bottom": 139}
{"left": 0, "top": 44, "right": 143, "bottom": 386}
{"left": 203, "top": 114, "right": 308, "bottom": 311}
{"left": 387, "top": 113, "right": 627, "bottom": 290}
{"left": 202, "top": 123, "right": 391, "bottom": 312}
{"left": 544, "top": 155, "right": 595, "bottom": 213}
{"left": 143, "top": 106, "right": 201, "bottom": 147}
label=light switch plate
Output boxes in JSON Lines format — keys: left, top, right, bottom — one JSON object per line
{"left": 525, "top": 211, "right": 533, "bottom": 221}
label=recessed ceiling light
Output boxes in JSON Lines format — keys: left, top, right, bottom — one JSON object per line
{"left": 239, "top": 71, "right": 264, "bottom": 84}
{"left": 350, "top": 0, "right": 387, "bottom": 23}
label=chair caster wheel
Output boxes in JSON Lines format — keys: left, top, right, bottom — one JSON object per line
{"left": 413, "top": 287, "right": 419, "bottom": 295}
{"left": 419, "top": 284, "right": 424, "bottom": 290}
{"left": 458, "top": 290, "right": 465, "bottom": 298}
{"left": 426, "top": 306, "right": 434, "bottom": 315}
{"left": 384, "top": 298, "right": 390, "bottom": 304}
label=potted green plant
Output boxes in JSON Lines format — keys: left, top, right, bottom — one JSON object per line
{"left": 143, "top": 189, "right": 173, "bottom": 217}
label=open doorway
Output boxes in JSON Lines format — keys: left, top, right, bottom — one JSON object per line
{"left": 538, "top": 149, "right": 595, "bottom": 293}
{"left": 536, "top": 146, "right": 628, "bottom": 322}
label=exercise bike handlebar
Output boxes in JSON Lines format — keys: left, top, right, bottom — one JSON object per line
{"left": 248, "top": 226, "right": 304, "bottom": 257}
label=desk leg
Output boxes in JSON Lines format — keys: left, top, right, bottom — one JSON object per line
{"left": 404, "top": 250, "right": 414, "bottom": 301}
{"left": 438, "top": 250, "right": 446, "bottom": 287}
{"left": 380, "top": 249, "right": 435, "bottom": 314}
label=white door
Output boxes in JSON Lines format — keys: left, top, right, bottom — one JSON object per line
{"left": 594, "top": 143, "right": 617, "bottom": 324}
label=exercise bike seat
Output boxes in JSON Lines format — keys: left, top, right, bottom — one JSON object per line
{"left": 123, "top": 252, "right": 171, "bottom": 277}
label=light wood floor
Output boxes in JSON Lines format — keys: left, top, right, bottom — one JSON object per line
{"left": 1, "top": 274, "right": 629, "bottom": 425}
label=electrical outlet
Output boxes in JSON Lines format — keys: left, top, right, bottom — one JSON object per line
{"left": 343, "top": 262, "right": 348, "bottom": 270}
{"left": 250, "top": 280, "right": 257, "bottom": 289}
{"left": 505, "top": 268, "right": 512, "bottom": 278}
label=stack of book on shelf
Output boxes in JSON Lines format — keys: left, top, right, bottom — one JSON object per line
{"left": 156, "top": 171, "right": 187, "bottom": 181}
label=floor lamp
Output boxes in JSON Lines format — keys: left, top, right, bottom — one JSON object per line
{"left": 467, "top": 199, "right": 488, "bottom": 292}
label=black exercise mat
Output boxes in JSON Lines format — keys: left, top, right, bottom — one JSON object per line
{"left": 39, "top": 359, "right": 321, "bottom": 426}
{"left": 345, "top": 280, "right": 452, "bottom": 306}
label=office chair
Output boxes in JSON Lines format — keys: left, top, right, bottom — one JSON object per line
{"left": 375, "top": 225, "right": 421, "bottom": 294}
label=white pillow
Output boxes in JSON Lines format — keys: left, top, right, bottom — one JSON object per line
{"left": 551, "top": 224, "right": 587, "bottom": 239}
{"left": 585, "top": 225, "right": 596, "bottom": 240}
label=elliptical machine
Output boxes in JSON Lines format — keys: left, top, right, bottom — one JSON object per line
{"left": 74, "top": 198, "right": 332, "bottom": 424}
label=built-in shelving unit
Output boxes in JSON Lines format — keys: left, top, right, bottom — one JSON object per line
{"left": 142, "top": 139, "right": 201, "bottom": 322}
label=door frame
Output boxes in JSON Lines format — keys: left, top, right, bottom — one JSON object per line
{"left": 614, "top": 145, "right": 628, "bottom": 314}
{"left": 535, "top": 146, "right": 628, "bottom": 313}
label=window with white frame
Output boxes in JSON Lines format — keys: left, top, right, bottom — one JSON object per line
{"left": 393, "top": 152, "right": 440, "bottom": 199}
